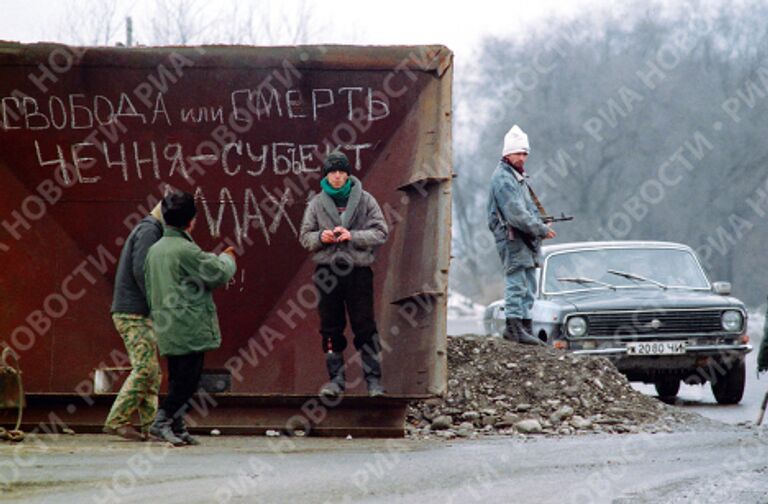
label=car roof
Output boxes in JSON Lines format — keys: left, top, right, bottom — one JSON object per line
{"left": 542, "top": 241, "right": 694, "bottom": 257}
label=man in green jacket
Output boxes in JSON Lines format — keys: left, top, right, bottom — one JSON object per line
{"left": 145, "top": 191, "right": 237, "bottom": 446}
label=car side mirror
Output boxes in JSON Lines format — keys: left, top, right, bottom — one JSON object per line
{"left": 712, "top": 281, "right": 731, "bottom": 295}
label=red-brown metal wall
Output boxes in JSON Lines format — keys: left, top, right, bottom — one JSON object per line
{"left": 0, "top": 42, "right": 452, "bottom": 404}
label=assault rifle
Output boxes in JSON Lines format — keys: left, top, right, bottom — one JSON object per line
{"left": 517, "top": 213, "right": 574, "bottom": 252}
{"left": 542, "top": 212, "right": 574, "bottom": 224}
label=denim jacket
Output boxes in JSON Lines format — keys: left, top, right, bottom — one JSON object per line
{"left": 487, "top": 159, "right": 549, "bottom": 270}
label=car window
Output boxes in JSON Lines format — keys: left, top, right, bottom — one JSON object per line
{"left": 543, "top": 248, "right": 710, "bottom": 293}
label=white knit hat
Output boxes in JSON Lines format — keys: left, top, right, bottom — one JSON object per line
{"left": 502, "top": 125, "right": 530, "bottom": 156}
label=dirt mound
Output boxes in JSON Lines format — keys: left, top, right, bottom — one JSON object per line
{"left": 407, "top": 335, "right": 692, "bottom": 439}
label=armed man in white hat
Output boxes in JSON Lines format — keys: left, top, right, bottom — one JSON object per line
{"left": 487, "top": 125, "right": 556, "bottom": 345}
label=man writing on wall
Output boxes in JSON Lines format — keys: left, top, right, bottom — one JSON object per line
{"left": 145, "top": 191, "right": 237, "bottom": 446}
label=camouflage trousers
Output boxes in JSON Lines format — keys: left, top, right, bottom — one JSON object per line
{"left": 104, "top": 314, "right": 161, "bottom": 432}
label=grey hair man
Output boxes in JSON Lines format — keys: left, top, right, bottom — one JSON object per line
{"left": 487, "top": 125, "right": 556, "bottom": 345}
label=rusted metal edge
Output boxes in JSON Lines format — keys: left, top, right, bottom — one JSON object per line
{"left": 4, "top": 394, "right": 415, "bottom": 437}
{"left": 390, "top": 291, "right": 445, "bottom": 306}
{"left": 396, "top": 176, "right": 452, "bottom": 192}
{"left": 0, "top": 41, "right": 453, "bottom": 74}
{"left": 12, "top": 392, "right": 433, "bottom": 401}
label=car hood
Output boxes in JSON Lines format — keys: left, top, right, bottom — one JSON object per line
{"left": 556, "top": 288, "right": 744, "bottom": 312}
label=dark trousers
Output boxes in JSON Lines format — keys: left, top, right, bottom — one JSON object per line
{"left": 314, "top": 265, "right": 380, "bottom": 355}
{"left": 160, "top": 352, "right": 205, "bottom": 420}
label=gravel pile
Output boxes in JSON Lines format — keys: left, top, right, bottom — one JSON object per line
{"left": 407, "top": 335, "right": 696, "bottom": 439}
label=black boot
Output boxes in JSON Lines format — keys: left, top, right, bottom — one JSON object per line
{"left": 149, "top": 409, "right": 185, "bottom": 446}
{"left": 319, "top": 352, "right": 346, "bottom": 397}
{"left": 505, "top": 318, "right": 546, "bottom": 346}
{"left": 503, "top": 318, "right": 519, "bottom": 342}
{"left": 172, "top": 414, "right": 200, "bottom": 446}
{"left": 522, "top": 319, "right": 533, "bottom": 334}
{"left": 360, "top": 347, "right": 385, "bottom": 398}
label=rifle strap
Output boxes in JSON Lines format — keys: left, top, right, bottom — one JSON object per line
{"left": 526, "top": 183, "right": 548, "bottom": 218}
{"left": 492, "top": 191, "right": 512, "bottom": 238}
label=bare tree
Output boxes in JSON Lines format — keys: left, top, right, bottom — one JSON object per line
{"left": 452, "top": 0, "right": 768, "bottom": 306}
{"left": 150, "top": 0, "right": 215, "bottom": 45}
{"left": 57, "top": 0, "right": 322, "bottom": 47}
{"left": 59, "top": 0, "right": 133, "bottom": 46}
{"left": 218, "top": 0, "right": 320, "bottom": 45}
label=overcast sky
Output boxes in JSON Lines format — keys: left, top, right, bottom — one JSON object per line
{"left": 0, "top": 0, "right": 609, "bottom": 62}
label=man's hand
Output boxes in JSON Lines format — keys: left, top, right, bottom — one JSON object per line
{"left": 321, "top": 230, "right": 337, "bottom": 244}
{"left": 544, "top": 226, "right": 557, "bottom": 240}
{"left": 223, "top": 246, "right": 237, "bottom": 260}
{"left": 333, "top": 226, "right": 352, "bottom": 242}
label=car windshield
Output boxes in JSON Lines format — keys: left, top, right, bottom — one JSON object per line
{"left": 543, "top": 247, "right": 710, "bottom": 293}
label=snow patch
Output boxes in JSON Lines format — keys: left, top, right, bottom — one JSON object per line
{"left": 447, "top": 290, "right": 485, "bottom": 320}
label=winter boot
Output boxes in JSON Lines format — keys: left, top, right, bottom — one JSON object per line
{"left": 522, "top": 319, "right": 533, "bottom": 334}
{"left": 319, "top": 352, "right": 346, "bottom": 397}
{"left": 502, "top": 318, "right": 519, "bottom": 342}
{"left": 505, "top": 318, "right": 546, "bottom": 347}
{"left": 172, "top": 414, "right": 200, "bottom": 446}
{"left": 360, "top": 348, "right": 385, "bottom": 398}
{"left": 149, "top": 409, "right": 185, "bottom": 446}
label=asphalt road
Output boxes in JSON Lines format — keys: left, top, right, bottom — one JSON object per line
{"left": 632, "top": 348, "right": 765, "bottom": 425}
{"left": 0, "top": 318, "right": 762, "bottom": 503}
{"left": 1, "top": 427, "right": 766, "bottom": 504}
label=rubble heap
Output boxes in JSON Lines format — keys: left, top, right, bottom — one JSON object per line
{"left": 407, "top": 336, "right": 690, "bottom": 439}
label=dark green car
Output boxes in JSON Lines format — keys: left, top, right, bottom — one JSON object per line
{"left": 484, "top": 241, "right": 752, "bottom": 404}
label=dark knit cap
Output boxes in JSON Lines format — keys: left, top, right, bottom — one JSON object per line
{"left": 162, "top": 191, "right": 197, "bottom": 228}
{"left": 322, "top": 151, "right": 351, "bottom": 176}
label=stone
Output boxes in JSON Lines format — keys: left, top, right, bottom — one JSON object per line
{"left": 516, "top": 403, "right": 532, "bottom": 412}
{"left": 482, "top": 415, "right": 497, "bottom": 427}
{"left": 550, "top": 405, "right": 575, "bottom": 423}
{"left": 570, "top": 416, "right": 593, "bottom": 430}
{"left": 563, "top": 386, "right": 580, "bottom": 397}
{"left": 498, "top": 413, "right": 520, "bottom": 426}
{"left": 456, "top": 428, "right": 473, "bottom": 438}
{"left": 515, "top": 419, "right": 543, "bottom": 434}
{"left": 461, "top": 411, "right": 480, "bottom": 421}
{"left": 431, "top": 415, "right": 453, "bottom": 431}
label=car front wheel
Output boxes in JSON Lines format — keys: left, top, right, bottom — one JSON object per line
{"left": 710, "top": 360, "right": 746, "bottom": 405}
{"left": 654, "top": 378, "right": 681, "bottom": 401}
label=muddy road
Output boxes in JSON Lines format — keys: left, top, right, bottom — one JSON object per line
{"left": 2, "top": 424, "right": 767, "bottom": 504}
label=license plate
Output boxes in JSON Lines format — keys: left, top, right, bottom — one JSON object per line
{"left": 626, "top": 341, "right": 686, "bottom": 355}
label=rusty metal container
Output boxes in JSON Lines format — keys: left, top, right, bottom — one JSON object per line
{"left": 0, "top": 42, "right": 452, "bottom": 436}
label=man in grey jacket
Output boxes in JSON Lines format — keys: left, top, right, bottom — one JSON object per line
{"left": 299, "top": 151, "right": 389, "bottom": 397}
{"left": 487, "top": 125, "right": 556, "bottom": 345}
{"left": 104, "top": 204, "right": 164, "bottom": 440}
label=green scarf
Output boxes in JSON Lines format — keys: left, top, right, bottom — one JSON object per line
{"left": 321, "top": 178, "right": 352, "bottom": 207}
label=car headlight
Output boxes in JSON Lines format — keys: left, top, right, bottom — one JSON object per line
{"left": 566, "top": 316, "right": 587, "bottom": 337}
{"left": 721, "top": 310, "right": 743, "bottom": 332}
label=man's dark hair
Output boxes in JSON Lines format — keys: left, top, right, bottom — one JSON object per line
{"left": 162, "top": 191, "right": 197, "bottom": 228}
{"left": 322, "top": 151, "right": 351, "bottom": 176}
